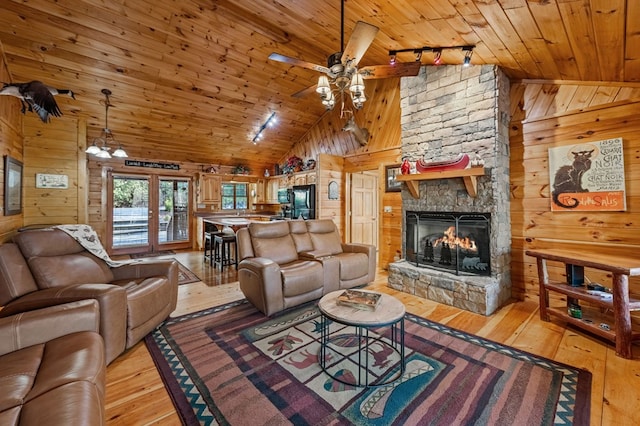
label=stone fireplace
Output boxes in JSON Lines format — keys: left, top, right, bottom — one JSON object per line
{"left": 388, "top": 65, "right": 511, "bottom": 315}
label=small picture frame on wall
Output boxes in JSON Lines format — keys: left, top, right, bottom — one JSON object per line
{"left": 36, "top": 173, "right": 69, "bottom": 189}
{"left": 4, "top": 155, "right": 23, "bottom": 216}
{"left": 328, "top": 180, "right": 339, "bottom": 200}
{"left": 385, "top": 164, "right": 402, "bottom": 192}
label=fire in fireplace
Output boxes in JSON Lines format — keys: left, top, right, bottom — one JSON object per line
{"left": 405, "top": 211, "right": 491, "bottom": 276}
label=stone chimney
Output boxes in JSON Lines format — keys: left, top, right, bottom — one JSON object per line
{"left": 388, "top": 65, "right": 511, "bottom": 315}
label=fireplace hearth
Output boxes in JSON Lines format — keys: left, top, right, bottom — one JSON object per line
{"left": 405, "top": 212, "right": 491, "bottom": 276}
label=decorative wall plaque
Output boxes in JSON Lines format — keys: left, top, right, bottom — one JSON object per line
{"left": 36, "top": 173, "right": 69, "bottom": 189}
{"left": 328, "top": 180, "right": 338, "bottom": 200}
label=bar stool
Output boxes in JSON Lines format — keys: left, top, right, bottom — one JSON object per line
{"left": 203, "top": 224, "right": 223, "bottom": 265}
{"left": 213, "top": 233, "right": 237, "bottom": 269}
{"left": 203, "top": 232, "right": 214, "bottom": 263}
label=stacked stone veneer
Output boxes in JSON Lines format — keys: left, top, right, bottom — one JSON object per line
{"left": 388, "top": 65, "right": 511, "bottom": 315}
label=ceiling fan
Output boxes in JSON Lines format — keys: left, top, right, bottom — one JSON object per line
{"left": 268, "top": 0, "right": 420, "bottom": 112}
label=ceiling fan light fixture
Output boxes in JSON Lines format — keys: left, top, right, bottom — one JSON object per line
{"left": 321, "top": 91, "right": 335, "bottom": 110}
{"left": 316, "top": 76, "right": 331, "bottom": 95}
{"left": 349, "top": 73, "right": 365, "bottom": 93}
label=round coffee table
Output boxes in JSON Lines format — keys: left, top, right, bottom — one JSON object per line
{"left": 317, "top": 290, "right": 405, "bottom": 387}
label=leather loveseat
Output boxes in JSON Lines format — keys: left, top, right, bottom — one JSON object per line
{"left": 0, "top": 299, "right": 106, "bottom": 425}
{"left": 0, "top": 227, "right": 179, "bottom": 364}
{"left": 236, "top": 219, "right": 376, "bottom": 315}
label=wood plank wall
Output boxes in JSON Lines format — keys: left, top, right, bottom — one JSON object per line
{"left": 22, "top": 114, "right": 87, "bottom": 226}
{"left": 0, "top": 42, "right": 23, "bottom": 242}
{"left": 510, "top": 81, "right": 640, "bottom": 302}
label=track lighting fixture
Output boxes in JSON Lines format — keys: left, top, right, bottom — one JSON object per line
{"left": 432, "top": 49, "right": 442, "bottom": 65}
{"left": 387, "top": 45, "right": 475, "bottom": 67}
{"left": 463, "top": 47, "right": 473, "bottom": 66}
{"left": 389, "top": 51, "right": 397, "bottom": 65}
{"left": 252, "top": 112, "right": 276, "bottom": 144}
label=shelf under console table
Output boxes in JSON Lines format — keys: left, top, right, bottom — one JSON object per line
{"left": 526, "top": 248, "right": 640, "bottom": 359}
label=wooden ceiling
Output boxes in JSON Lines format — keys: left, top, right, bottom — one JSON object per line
{"left": 1, "top": 1, "right": 638, "bottom": 172}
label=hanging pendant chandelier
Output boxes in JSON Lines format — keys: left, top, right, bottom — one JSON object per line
{"left": 85, "top": 88, "right": 127, "bottom": 158}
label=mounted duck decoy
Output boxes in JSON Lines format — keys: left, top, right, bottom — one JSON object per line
{"left": 0, "top": 80, "right": 75, "bottom": 123}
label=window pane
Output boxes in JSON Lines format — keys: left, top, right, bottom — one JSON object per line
{"left": 222, "top": 184, "right": 234, "bottom": 196}
{"left": 236, "top": 184, "right": 247, "bottom": 196}
{"left": 222, "top": 196, "right": 235, "bottom": 209}
{"left": 236, "top": 197, "right": 248, "bottom": 209}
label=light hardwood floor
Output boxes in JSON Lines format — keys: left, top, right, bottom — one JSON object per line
{"left": 105, "top": 250, "right": 640, "bottom": 425}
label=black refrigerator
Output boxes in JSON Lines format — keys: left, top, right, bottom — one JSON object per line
{"left": 290, "top": 184, "right": 316, "bottom": 220}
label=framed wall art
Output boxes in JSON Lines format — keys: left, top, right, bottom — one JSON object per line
{"left": 36, "top": 173, "right": 69, "bottom": 189}
{"left": 548, "top": 137, "right": 626, "bottom": 212}
{"left": 385, "top": 164, "right": 402, "bottom": 192}
{"left": 4, "top": 155, "right": 23, "bottom": 216}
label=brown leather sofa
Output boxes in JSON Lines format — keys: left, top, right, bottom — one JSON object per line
{"left": 0, "top": 228, "right": 179, "bottom": 364}
{"left": 236, "top": 219, "right": 376, "bottom": 315}
{"left": 0, "top": 299, "right": 106, "bottom": 425}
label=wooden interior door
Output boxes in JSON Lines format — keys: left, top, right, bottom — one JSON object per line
{"left": 349, "top": 171, "right": 378, "bottom": 247}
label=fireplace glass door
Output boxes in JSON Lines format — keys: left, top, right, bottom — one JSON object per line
{"left": 406, "top": 212, "right": 491, "bottom": 276}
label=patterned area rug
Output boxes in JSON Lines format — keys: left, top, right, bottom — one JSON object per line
{"left": 128, "top": 252, "right": 199, "bottom": 285}
{"left": 145, "top": 300, "right": 591, "bottom": 425}
{"left": 175, "top": 261, "right": 200, "bottom": 285}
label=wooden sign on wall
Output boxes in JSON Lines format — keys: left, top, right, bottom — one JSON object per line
{"left": 548, "top": 137, "right": 626, "bottom": 212}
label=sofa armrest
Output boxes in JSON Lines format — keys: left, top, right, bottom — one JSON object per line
{"left": 0, "top": 284, "right": 127, "bottom": 364}
{"left": 111, "top": 260, "right": 179, "bottom": 313}
{"left": 0, "top": 299, "right": 99, "bottom": 357}
{"left": 341, "top": 243, "right": 375, "bottom": 257}
{"left": 237, "top": 257, "right": 285, "bottom": 316}
{"left": 342, "top": 243, "right": 377, "bottom": 281}
{"left": 111, "top": 260, "right": 179, "bottom": 283}
{"left": 299, "top": 250, "right": 333, "bottom": 260}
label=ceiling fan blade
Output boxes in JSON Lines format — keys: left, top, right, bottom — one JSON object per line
{"left": 341, "top": 21, "right": 379, "bottom": 67}
{"left": 359, "top": 62, "right": 422, "bottom": 79}
{"left": 292, "top": 84, "right": 318, "bottom": 98}
{"left": 268, "top": 53, "right": 331, "bottom": 74}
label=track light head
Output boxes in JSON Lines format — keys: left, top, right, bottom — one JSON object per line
{"left": 389, "top": 51, "right": 397, "bottom": 65}
{"left": 433, "top": 49, "right": 442, "bottom": 65}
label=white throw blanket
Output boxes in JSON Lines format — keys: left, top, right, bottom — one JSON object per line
{"left": 53, "top": 224, "right": 133, "bottom": 267}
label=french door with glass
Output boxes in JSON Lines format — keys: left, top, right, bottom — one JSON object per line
{"left": 108, "top": 173, "right": 191, "bottom": 255}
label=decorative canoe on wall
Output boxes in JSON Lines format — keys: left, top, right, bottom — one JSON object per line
{"left": 416, "top": 153, "right": 470, "bottom": 173}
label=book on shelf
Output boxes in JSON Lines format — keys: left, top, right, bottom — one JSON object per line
{"left": 336, "top": 289, "right": 381, "bottom": 311}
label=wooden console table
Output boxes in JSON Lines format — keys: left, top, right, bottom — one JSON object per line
{"left": 526, "top": 248, "right": 640, "bottom": 358}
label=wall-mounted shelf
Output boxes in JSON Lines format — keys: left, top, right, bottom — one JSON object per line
{"left": 395, "top": 167, "right": 486, "bottom": 198}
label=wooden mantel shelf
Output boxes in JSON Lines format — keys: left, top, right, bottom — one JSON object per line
{"left": 395, "top": 167, "right": 486, "bottom": 198}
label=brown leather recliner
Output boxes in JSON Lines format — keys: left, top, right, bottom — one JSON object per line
{"left": 237, "top": 219, "right": 376, "bottom": 316}
{"left": 0, "top": 299, "right": 106, "bottom": 425}
{"left": 0, "top": 228, "right": 178, "bottom": 364}
{"left": 237, "top": 221, "right": 325, "bottom": 316}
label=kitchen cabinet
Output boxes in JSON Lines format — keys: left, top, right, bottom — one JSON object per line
{"left": 198, "top": 174, "right": 221, "bottom": 204}
{"left": 266, "top": 177, "right": 280, "bottom": 203}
